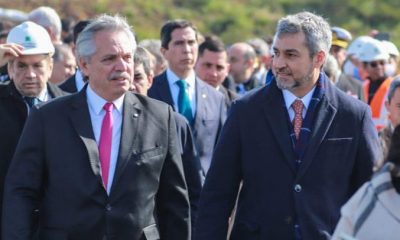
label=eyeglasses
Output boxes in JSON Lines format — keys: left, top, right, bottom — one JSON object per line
{"left": 369, "top": 61, "right": 386, "bottom": 68}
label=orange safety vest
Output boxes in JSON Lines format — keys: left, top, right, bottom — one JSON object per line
{"left": 363, "top": 77, "right": 392, "bottom": 131}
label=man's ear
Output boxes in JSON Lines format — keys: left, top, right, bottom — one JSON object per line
{"left": 315, "top": 51, "right": 326, "bottom": 68}
{"left": 147, "top": 74, "right": 154, "bottom": 88}
{"left": 7, "top": 62, "right": 14, "bottom": 80}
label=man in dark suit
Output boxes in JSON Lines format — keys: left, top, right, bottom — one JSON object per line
{"left": 59, "top": 20, "right": 92, "bottom": 93}
{"left": 2, "top": 15, "right": 190, "bottom": 240}
{"left": 148, "top": 19, "right": 226, "bottom": 176}
{"left": 195, "top": 12, "right": 380, "bottom": 240}
{"left": 0, "top": 21, "right": 67, "bottom": 239}
{"left": 132, "top": 46, "right": 202, "bottom": 228}
{"left": 195, "top": 35, "right": 238, "bottom": 110}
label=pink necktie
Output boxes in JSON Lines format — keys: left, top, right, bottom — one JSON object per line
{"left": 292, "top": 99, "right": 304, "bottom": 140}
{"left": 99, "top": 102, "right": 113, "bottom": 189}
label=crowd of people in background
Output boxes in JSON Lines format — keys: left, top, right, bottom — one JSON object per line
{"left": 0, "top": 5, "right": 400, "bottom": 240}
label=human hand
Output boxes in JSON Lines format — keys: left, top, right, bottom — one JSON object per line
{"left": 0, "top": 43, "right": 23, "bottom": 67}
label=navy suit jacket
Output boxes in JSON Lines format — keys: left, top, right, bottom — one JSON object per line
{"left": 2, "top": 90, "right": 190, "bottom": 240}
{"left": 59, "top": 73, "right": 78, "bottom": 93}
{"left": 148, "top": 71, "right": 227, "bottom": 175}
{"left": 195, "top": 77, "right": 380, "bottom": 240}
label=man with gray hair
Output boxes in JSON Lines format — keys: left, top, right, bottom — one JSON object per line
{"left": 195, "top": 11, "right": 379, "bottom": 239}
{"left": 2, "top": 14, "right": 190, "bottom": 240}
{"left": 28, "top": 6, "right": 62, "bottom": 45}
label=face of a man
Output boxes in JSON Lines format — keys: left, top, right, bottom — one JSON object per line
{"left": 161, "top": 27, "right": 198, "bottom": 77}
{"left": 8, "top": 54, "right": 53, "bottom": 97}
{"left": 50, "top": 51, "right": 76, "bottom": 85}
{"left": 386, "top": 87, "right": 400, "bottom": 127}
{"left": 272, "top": 32, "right": 324, "bottom": 97}
{"left": 195, "top": 49, "right": 229, "bottom": 88}
{"left": 80, "top": 30, "right": 134, "bottom": 101}
{"left": 330, "top": 45, "right": 347, "bottom": 68}
{"left": 131, "top": 63, "right": 152, "bottom": 95}
{"left": 228, "top": 46, "right": 248, "bottom": 84}
{"left": 364, "top": 59, "right": 387, "bottom": 81}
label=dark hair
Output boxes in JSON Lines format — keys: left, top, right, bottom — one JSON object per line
{"left": 160, "top": 19, "right": 197, "bottom": 49}
{"left": 388, "top": 77, "right": 400, "bottom": 102}
{"left": 198, "top": 35, "right": 225, "bottom": 57}
{"left": 73, "top": 20, "right": 92, "bottom": 44}
{"left": 386, "top": 125, "right": 400, "bottom": 165}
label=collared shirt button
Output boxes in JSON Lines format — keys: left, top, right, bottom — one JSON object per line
{"left": 294, "top": 184, "right": 302, "bottom": 192}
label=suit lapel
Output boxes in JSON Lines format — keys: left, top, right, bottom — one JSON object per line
{"left": 263, "top": 84, "right": 296, "bottom": 173}
{"left": 194, "top": 78, "right": 206, "bottom": 126}
{"left": 69, "top": 90, "right": 102, "bottom": 184}
{"left": 296, "top": 89, "right": 337, "bottom": 180}
{"left": 110, "top": 93, "right": 141, "bottom": 193}
{"left": 156, "top": 72, "right": 175, "bottom": 110}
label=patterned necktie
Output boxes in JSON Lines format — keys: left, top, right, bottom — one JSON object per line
{"left": 99, "top": 102, "right": 113, "bottom": 190}
{"left": 292, "top": 99, "right": 304, "bottom": 140}
{"left": 24, "top": 96, "right": 37, "bottom": 108}
{"left": 176, "top": 79, "right": 193, "bottom": 123}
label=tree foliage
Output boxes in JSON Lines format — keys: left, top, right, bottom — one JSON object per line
{"left": 2, "top": 0, "right": 400, "bottom": 46}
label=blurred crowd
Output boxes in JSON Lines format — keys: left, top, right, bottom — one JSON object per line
{"left": 0, "top": 6, "right": 400, "bottom": 240}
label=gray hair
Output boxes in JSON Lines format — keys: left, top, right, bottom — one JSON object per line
{"left": 139, "top": 39, "right": 166, "bottom": 69}
{"left": 76, "top": 14, "right": 136, "bottom": 63}
{"left": 247, "top": 38, "right": 270, "bottom": 57}
{"left": 28, "top": 6, "right": 62, "bottom": 42}
{"left": 134, "top": 46, "right": 153, "bottom": 76}
{"left": 388, "top": 76, "right": 400, "bottom": 102}
{"left": 274, "top": 11, "right": 332, "bottom": 58}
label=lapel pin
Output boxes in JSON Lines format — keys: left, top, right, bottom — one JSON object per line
{"left": 133, "top": 113, "right": 139, "bottom": 118}
{"left": 202, "top": 94, "right": 207, "bottom": 99}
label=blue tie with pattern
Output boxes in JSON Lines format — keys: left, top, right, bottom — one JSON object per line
{"left": 176, "top": 80, "right": 193, "bottom": 124}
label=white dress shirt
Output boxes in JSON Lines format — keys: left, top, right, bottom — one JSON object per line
{"left": 282, "top": 87, "right": 316, "bottom": 121}
{"left": 86, "top": 85, "right": 124, "bottom": 194}
{"left": 166, "top": 68, "right": 197, "bottom": 116}
{"left": 75, "top": 69, "right": 86, "bottom": 92}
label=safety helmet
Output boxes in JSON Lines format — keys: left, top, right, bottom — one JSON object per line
{"left": 347, "top": 36, "right": 375, "bottom": 57}
{"left": 6, "top": 21, "right": 54, "bottom": 55}
{"left": 357, "top": 38, "right": 389, "bottom": 62}
{"left": 381, "top": 40, "right": 399, "bottom": 57}
{"left": 331, "top": 26, "right": 352, "bottom": 48}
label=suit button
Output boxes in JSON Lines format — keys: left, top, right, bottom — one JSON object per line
{"left": 106, "top": 204, "right": 112, "bottom": 211}
{"left": 294, "top": 184, "right": 302, "bottom": 192}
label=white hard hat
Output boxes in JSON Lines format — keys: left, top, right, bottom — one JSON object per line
{"left": 357, "top": 38, "right": 389, "bottom": 62}
{"left": 6, "top": 21, "right": 54, "bottom": 55}
{"left": 347, "top": 36, "right": 375, "bottom": 56}
{"left": 381, "top": 40, "right": 399, "bottom": 57}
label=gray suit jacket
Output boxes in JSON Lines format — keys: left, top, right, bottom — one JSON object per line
{"left": 148, "top": 71, "right": 227, "bottom": 175}
{"left": 2, "top": 90, "right": 190, "bottom": 240}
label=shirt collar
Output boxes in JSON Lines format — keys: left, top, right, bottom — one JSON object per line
{"left": 282, "top": 86, "right": 316, "bottom": 110}
{"left": 166, "top": 68, "right": 196, "bottom": 88}
{"left": 86, "top": 84, "right": 124, "bottom": 115}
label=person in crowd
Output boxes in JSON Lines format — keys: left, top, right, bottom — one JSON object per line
{"left": 28, "top": 6, "right": 63, "bottom": 45}
{"left": 332, "top": 124, "right": 400, "bottom": 240}
{"left": 227, "top": 42, "right": 260, "bottom": 95}
{"left": 2, "top": 15, "right": 190, "bottom": 240}
{"left": 330, "top": 26, "right": 365, "bottom": 101}
{"left": 49, "top": 43, "right": 76, "bottom": 85}
{"left": 139, "top": 39, "right": 168, "bottom": 76}
{"left": 343, "top": 35, "right": 375, "bottom": 81}
{"left": 247, "top": 37, "right": 272, "bottom": 85}
{"left": 360, "top": 38, "right": 392, "bottom": 130}
{"left": 377, "top": 77, "right": 400, "bottom": 169}
{"left": 382, "top": 40, "right": 399, "bottom": 77}
{"left": 148, "top": 19, "right": 226, "bottom": 176}
{"left": 59, "top": 20, "right": 92, "bottom": 93}
{"left": 195, "top": 35, "right": 238, "bottom": 110}
{"left": 132, "top": 46, "right": 202, "bottom": 230}
{"left": 195, "top": 11, "right": 380, "bottom": 240}
{"left": 0, "top": 21, "right": 67, "bottom": 239}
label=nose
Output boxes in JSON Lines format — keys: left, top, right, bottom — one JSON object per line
{"left": 115, "top": 57, "right": 129, "bottom": 71}
{"left": 25, "top": 66, "right": 37, "bottom": 78}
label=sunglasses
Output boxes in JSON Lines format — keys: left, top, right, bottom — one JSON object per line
{"left": 369, "top": 61, "right": 386, "bottom": 68}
